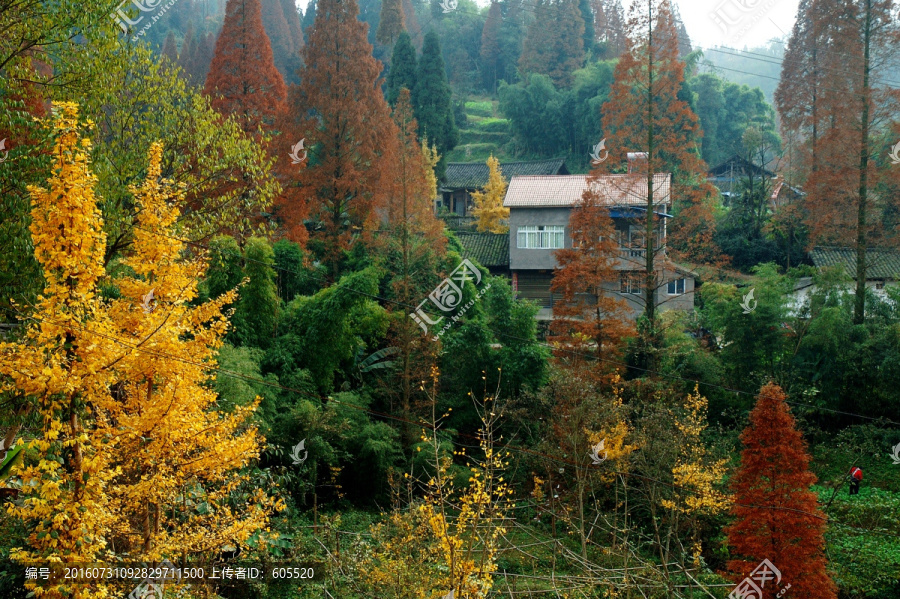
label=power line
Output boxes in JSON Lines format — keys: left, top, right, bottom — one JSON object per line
{"left": 9, "top": 306, "right": 900, "bottom": 543}
{"left": 97, "top": 215, "right": 900, "bottom": 426}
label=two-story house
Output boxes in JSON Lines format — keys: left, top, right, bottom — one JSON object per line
{"left": 503, "top": 172, "right": 696, "bottom": 320}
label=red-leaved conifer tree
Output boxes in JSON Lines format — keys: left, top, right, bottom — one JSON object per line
{"left": 550, "top": 184, "right": 634, "bottom": 371}
{"left": 204, "top": 0, "right": 287, "bottom": 135}
{"left": 278, "top": 0, "right": 398, "bottom": 279}
{"left": 725, "top": 382, "right": 837, "bottom": 599}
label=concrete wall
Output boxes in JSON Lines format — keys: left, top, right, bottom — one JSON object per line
{"left": 509, "top": 207, "right": 573, "bottom": 270}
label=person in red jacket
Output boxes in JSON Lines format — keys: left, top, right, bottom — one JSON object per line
{"left": 848, "top": 466, "right": 863, "bottom": 495}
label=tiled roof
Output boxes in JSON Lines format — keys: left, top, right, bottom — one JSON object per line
{"left": 455, "top": 232, "right": 510, "bottom": 268}
{"left": 503, "top": 173, "right": 671, "bottom": 208}
{"left": 442, "top": 158, "right": 568, "bottom": 190}
{"left": 810, "top": 247, "right": 900, "bottom": 280}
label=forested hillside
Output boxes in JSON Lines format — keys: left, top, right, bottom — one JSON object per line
{"left": 1, "top": 0, "right": 899, "bottom": 598}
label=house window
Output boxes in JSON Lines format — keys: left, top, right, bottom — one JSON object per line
{"left": 517, "top": 225, "right": 565, "bottom": 249}
{"left": 667, "top": 278, "right": 686, "bottom": 295}
{"left": 875, "top": 280, "right": 885, "bottom": 290}
{"left": 620, "top": 272, "right": 644, "bottom": 295}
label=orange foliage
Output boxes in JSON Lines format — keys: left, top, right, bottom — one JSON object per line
{"left": 725, "top": 383, "right": 837, "bottom": 599}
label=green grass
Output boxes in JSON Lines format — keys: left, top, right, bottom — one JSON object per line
{"left": 464, "top": 100, "right": 494, "bottom": 117}
{"left": 458, "top": 130, "right": 508, "bottom": 144}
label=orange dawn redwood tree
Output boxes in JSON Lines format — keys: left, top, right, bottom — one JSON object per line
{"left": 550, "top": 184, "right": 634, "bottom": 367}
{"left": 725, "top": 382, "right": 837, "bottom": 599}
{"left": 775, "top": 0, "right": 899, "bottom": 324}
{"left": 278, "top": 0, "right": 399, "bottom": 280}
{"left": 597, "top": 0, "right": 721, "bottom": 360}
{"left": 205, "top": 0, "right": 288, "bottom": 135}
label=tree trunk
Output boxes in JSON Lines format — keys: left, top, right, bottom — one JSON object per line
{"left": 853, "top": 0, "right": 872, "bottom": 325}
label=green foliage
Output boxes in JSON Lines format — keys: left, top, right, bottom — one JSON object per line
{"left": 273, "top": 238, "right": 319, "bottom": 301}
{"left": 821, "top": 485, "right": 900, "bottom": 597}
{"left": 233, "top": 237, "right": 280, "bottom": 349}
{"left": 265, "top": 267, "right": 388, "bottom": 393}
{"left": 413, "top": 31, "right": 458, "bottom": 175}
{"left": 205, "top": 235, "right": 244, "bottom": 299}
{"left": 387, "top": 31, "right": 418, "bottom": 105}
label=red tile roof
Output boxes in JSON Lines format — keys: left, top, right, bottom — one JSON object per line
{"left": 503, "top": 173, "right": 672, "bottom": 208}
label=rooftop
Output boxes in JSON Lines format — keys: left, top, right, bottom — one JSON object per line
{"left": 442, "top": 158, "right": 569, "bottom": 190}
{"left": 455, "top": 231, "right": 510, "bottom": 268}
{"left": 810, "top": 247, "right": 900, "bottom": 280}
{"left": 503, "top": 173, "right": 672, "bottom": 208}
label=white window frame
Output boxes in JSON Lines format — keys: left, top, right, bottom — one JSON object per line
{"left": 620, "top": 272, "right": 643, "bottom": 295}
{"left": 666, "top": 278, "right": 686, "bottom": 295}
{"left": 517, "top": 225, "right": 565, "bottom": 249}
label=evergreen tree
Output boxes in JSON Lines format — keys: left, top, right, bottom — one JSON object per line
{"left": 260, "top": 0, "right": 295, "bottom": 80}
{"left": 232, "top": 237, "right": 280, "bottom": 349}
{"left": 413, "top": 30, "right": 457, "bottom": 177}
{"left": 498, "top": 0, "right": 526, "bottom": 83}
{"left": 578, "top": 0, "right": 595, "bottom": 56}
{"left": 725, "top": 383, "right": 837, "bottom": 599}
{"left": 519, "top": 0, "right": 585, "bottom": 88}
{"left": 387, "top": 30, "right": 417, "bottom": 105}
{"left": 376, "top": 0, "right": 405, "bottom": 47}
{"left": 282, "top": 0, "right": 304, "bottom": 50}
{"left": 281, "top": 0, "right": 305, "bottom": 82}
{"left": 280, "top": 0, "right": 399, "bottom": 279}
{"left": 193, "top": 31, "right": 217, "bottom": 84}
{"left": 204, "top": 0, "right": 287, "bottom": 134}
{"left": 480, "top": 1, "right": 502, "bottom": 92}
{"left": 302, "top": 0, "right": 317, "bottom": 33}
{"left": 178, "top": 23, "right": 197, "bottom": 82}
{"left": 161, "top": 31, "right": 179, "bottom": 64}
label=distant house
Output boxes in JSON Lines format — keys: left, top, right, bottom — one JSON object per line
{"left": 454, "top": 231, "right": 510, "bottom": 277}
{"left": 785, "top": 247, "right": 900, "bottom": 313}
{"left": 438, "top": 158, "right": 569, "bottom": 219}
{"left": 811, "top": 246, "right": 900, "bottom": 296}
{"left": 708, "top": 154, "right": 776, "bottom": 202}
{"left": 503, "top": 172, "right": 696, "bottom": 320}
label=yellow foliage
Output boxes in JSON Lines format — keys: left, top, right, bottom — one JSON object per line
{"left": 0, "top": 104, "right": 277, "bottom": 598}
{"left": 471, "top": 155, "right": 509, "bottom": 234}
{"left": 363, "top": 392, "right": 509, "bottom": 598}
{"left": 421, "top": 136, "right": 441, "bottom": 202}
{"left": 661, "top": 386, "right": 729, "bottom": 517}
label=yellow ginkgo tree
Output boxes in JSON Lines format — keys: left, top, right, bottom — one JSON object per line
{"left": 661, "top": 385, "right": 730, "bottom": 563}
{"left": 470, "top": 155, "right": 509, "bottom": 234}
{"left": 0, "top": 103, "right": 278, "bottom": 598}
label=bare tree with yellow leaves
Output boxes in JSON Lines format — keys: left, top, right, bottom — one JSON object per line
{"left": 470, "top": 155, "right": 509, "bottom": 234}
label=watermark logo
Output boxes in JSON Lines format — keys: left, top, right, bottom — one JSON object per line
{"left": 729, "top": 559, "right": 790, "bottom": 599}
{"left": 709, "top": 0, "right": 780, "bottom": 42}
{"left": 290, "top": 439, "right": 308, "bottom": 465}
{"left": 410, "top": 259, "right": 489, "bottom": 341}
{"left": 0, "top": 138, "right": 8, "bottom": 163}
{"left": 439, "top": 0, "right": 458, "bottom": 12}
{"left": 740, "top": 287, "right": 757, "bottom": 314}
{"left": 590, "top": 138, "right": 608, "bottom": 164}
{"left": 589, "top": 439, "right": 607, "bottom": 464}
{"left": 112, "top": 0, "right": 181, "bottom": 37}
{"left": 128, "top": 560, "right": 179, "bottom": 599}
{"left": 141, "top": 288, "right": 156, "bottom": 314}
{"left": 289, "top": 139, "right": 307, "bottom": 164}
{"left": 890, "top": 442, "right": 900, "bottom": 465}
{"left": 889, "top": 141, "right": 900, "bottom": 165}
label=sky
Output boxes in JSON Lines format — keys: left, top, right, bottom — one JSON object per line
{"left": 292, "top": 0, "right": 802, "bottom": 51}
